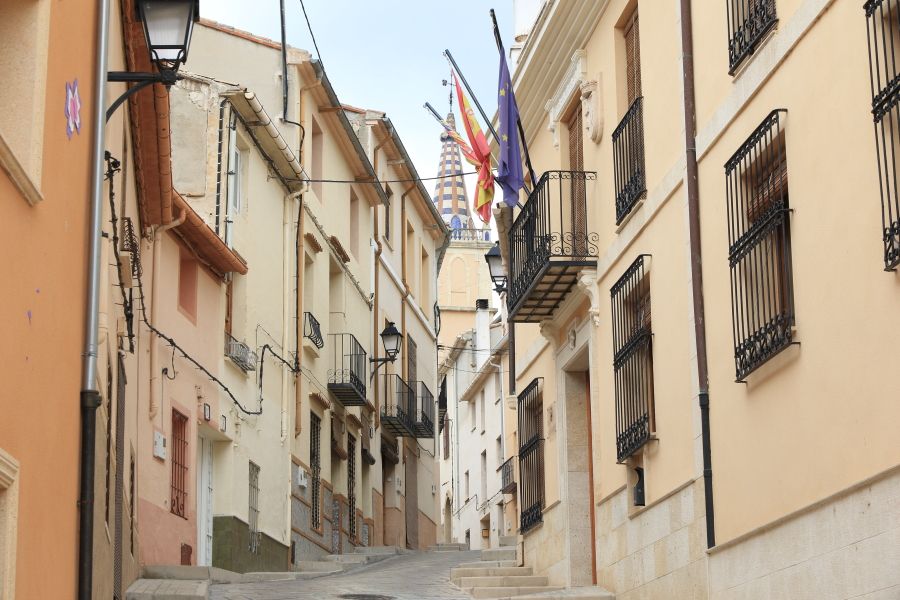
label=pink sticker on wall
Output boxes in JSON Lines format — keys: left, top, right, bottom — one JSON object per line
{"left": 65, "top": 79, "right": 82, "bottom": 139}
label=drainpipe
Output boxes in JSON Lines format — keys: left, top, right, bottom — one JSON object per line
{"left": 282, "top": 192, "right": 303, "bottom": 442}
{"left": 294, "top": 194, "right": 306, "bottom": 437}
{"left": 679, "top": 0, "right": 715, "bottom": 549}
{"left": 79, "top": 0, "right": 110, "bottom": 597}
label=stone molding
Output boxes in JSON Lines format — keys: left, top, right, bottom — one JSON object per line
{"left": 545, "top": 50, "right": 587, "bottom": 148}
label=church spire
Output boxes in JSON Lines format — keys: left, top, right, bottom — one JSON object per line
{"left": 433, "top": 113, "right": 475, "bottom": 231}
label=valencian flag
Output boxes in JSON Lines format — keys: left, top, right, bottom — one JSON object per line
{"left": 495, "top": 51, "right": 524, "bottom": 207}
{"left": 453, "top": 72, "right": 495, "bottom": 223}
{"left": 439, "top": 116, "right": 480, "bottom": 168}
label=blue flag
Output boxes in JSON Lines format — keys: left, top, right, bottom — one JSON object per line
{"left": 496, "top": 51, "right": 524, "bottom": 207}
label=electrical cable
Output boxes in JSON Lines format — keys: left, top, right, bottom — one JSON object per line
{"left": 304, "top": 171, "right": 478, "bottom": 185}
{"left": 298, "top": 0, "right": 324, "bottom": 66}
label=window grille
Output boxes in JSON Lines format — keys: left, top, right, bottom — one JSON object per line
{"left": 129, "top": 450, "right": 136, "bottom": 555}
{"left": 611, "top": 255, "right": 655, "bottom": 462}
{"left": 249, "top": 461, "right": 260, "bottom": 553}
{"left": 310, "top": 413, "right": 322, "bottom": 530}
{"left": 727, "top": 0, "right": 777, "bottom": 74}
{"left": 725, "top": 110, "right": 794, "bottom": 381}
{"left": 303, "top": 311, "right": 325, "bottom": 349}
{"left": 347, "top": 434, "right": 357, "bottom": 542}
{"left": 170, "top": 411, "right": 189, "bottom": 518}
{"left": 517, "top": 378, "right": 544, "bottom": 533}
{"left": 865, "top": 0, "right": 900, "bottom": 269}
{"left": 612, "top": 97, "right": 646, "bottom": 224}
{"left": 407, "top": 335, "right": 418, "bottom": 385}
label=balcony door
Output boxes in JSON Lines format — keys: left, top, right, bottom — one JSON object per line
{"left": 567, "top": 108, "right": 587, "bottom": 255}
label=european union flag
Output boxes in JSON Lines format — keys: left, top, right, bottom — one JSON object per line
{"left": 496, "top": 51, "right": 524, "bottom": 207}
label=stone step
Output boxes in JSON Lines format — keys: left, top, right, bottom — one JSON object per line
{"left": 470, "top": 586, "right": 565, "bottom": 599}
{"left": 141, "top": 565, "right": 244, "bottom": 584}
{"left": 450, "top": 566, "right": 533, "bottom": 585}
{"left": 499, "top": 535, "right": 519, "bottom": 547}
{"left": 126, "top": 578, "right": 207, "bottom": 600}
{"left": 295, "top": 560, "right": 344, "bottom": 573}
{"left": 457, "top": 560, "right": 519, "bottom": 569}
{"left": 429, "top": 542, "right": 469, "bottom": 551}
{"left": 505, "top": 589, "right": 615, "bottom": 600}
{"left": 353, "top": 545, "right": 402, "bottom": 555}
{"left": 460, "top": 575, "right": 549, "bottom": 590}
{"left": 325, "top": 553, "right": 372, "bottom": 563}
{"left": 481, "top": 547, "right": 517, "bottom": 562}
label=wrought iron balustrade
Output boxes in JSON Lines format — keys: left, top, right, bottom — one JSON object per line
{"left": 225, "top": 332, "right": 257, "bottom": 372}
{"left": 303, "top": 311, "right": 325, "bottom": 349}
{"left": 517, "top": 378, "right": 544, "bottom": 533}
{"left": 725, "top": 110, "right": 794, "bottom": 381}
{"left": 727, "top": 0, "right": 777, "bottom": 74}
{"left": 450, "top": 228, "right": 491, "bottom": 242}
{"left": 865, "top": 0, "right": 900, "bottom": 269}
{"left": 612, "top": 97, "right": 646, "bottom": 224}
{"left": 611, "top": 255, "right": 654, "bottom": 462}
{"left": 507, "top": 170, "right": 598, "bottom": 322}
{"left": 413, "top": 381, "right": 435, "bottom": 438}
{"left": 498, "top": 456, "right": 516, "bottom": 494}
{"left": 380, "top": 374, "right": 416, "bottom": 437}
{"left": 327, "top": 333, "right": 368, "bottom": 406}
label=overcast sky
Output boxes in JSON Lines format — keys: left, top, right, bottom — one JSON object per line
{"left": 201, "top": 1, "right": 515, "bottom": 200}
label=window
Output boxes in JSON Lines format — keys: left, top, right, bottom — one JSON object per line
{"left": 248, "top": 462, "right": 260, "bottom": 553}
{"left": 310, "top": 413, "right": 322, "bottom": 530}
{"left": 865, "top": 0, "right": 900, "bottom": 270}
{"left": 225, "top": 125, "right": 247, "bottom": 248}
{"left": 420, "top": 246, "right": 430, "bottom": 311}
{"left": 406, "top": 223, "right": 416, "bottom": 295}
{"left": 407, "top": 334, "right": 418, "bottom": 386}
{"left": 178, "top": 250, "right": 198, "bottom": 322}
{"left": 442, "top": 416, "right": 451, "bottom": 460}
{"left": 480, "top": 451, "right": 488, "bottom": 503}
{"left": 470, "top": 399, "right": 477, "bottom": 432}
{"left": 479, "top": 390, "right": 486, "bottom": 434}
{"left": 0, "top": 0, "right": 50, "bottom": 199}
{"left": 349, "top": 189, "right": 360, "bottom": 259}
{"left": 518, "top": 378, "right": 544, "bottom": 533}
{"left": 611, "top": 255, "right": 654, "bottom": 462}
{"left": 613, "top": 9, "right": 646, "bottom": 224}
{"left": 171, "top": 410, "right": 189, "bottom": 518}
{"left": 384, "top": 185, "right": 393, "bottom": 242}
{"left": 727, "top": 0, "right": 777, "bottom": 74}
{"left": 567, "top": 107, "right": 587, "bottom": 251}
{"left": 347, "top": 434, "right": 357, "bottom": 541}
{"left": 725, "top": 110, "right": 794, "bottom": 381}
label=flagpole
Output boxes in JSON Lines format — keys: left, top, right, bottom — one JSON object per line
{"left": 490, "top": 9, "right": 538, "bottom": 188}
{"left": 424, "top": 102, "right": 445, "bottom": 125}
{"left": 443, "top": 50, "right": 502, "bottom": 144}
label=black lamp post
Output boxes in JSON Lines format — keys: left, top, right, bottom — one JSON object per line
{"left": 106, "top": 0, "right": 199, "bottom": 121}
{"left": 371, "top": 322, "right": 402, "bottom": 371}
{"left": 485, "top": 242, "right": 507, "bottom": 295}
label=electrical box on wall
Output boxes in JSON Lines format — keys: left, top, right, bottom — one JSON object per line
{"left": 153, "top": 431, "right": 167, "bottom": 460}
{"left": 297, "top": 469, "right": 309, "bottom": 488}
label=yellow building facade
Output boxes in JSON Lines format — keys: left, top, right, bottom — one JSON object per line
{"left": 498, "top": 0, "right": 900, "bottom": 597}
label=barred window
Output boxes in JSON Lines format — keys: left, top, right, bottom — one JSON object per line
{"left": 727, "top": 0, "right": 777, "bottom": 74}
{"left": 865, "top": 0, "right": 900, "bottom": 269}
{"left": 517, "top": 378, "right": 544, "bottom": 534}
{"left": 611, "top": 255, "right": 655, "bottom": 463}
{"left": 613, "top": 9, "right": 646, "bottom": 225}
{"left": 310, "top": 412, "right": 322, "bottom": 530}
{"left": 725, "top": 110, "right": 794, "bottom": 381}
{"left": 347, "top": 434, "right": 357, "bottom": 542}
{"left": 170, "top": 410, "right": 188, "bottom": 518}
{"left": 248, "top": 461, "right": 260, "bottom": 553}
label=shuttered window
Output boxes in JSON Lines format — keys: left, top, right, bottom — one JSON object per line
{"left": 567, "top": 108, "right": 587, "bottom": 252}
{"left": 624, "top": 10, "right": 642, "bottom": 105}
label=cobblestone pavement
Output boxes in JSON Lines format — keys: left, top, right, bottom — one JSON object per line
{"left": 210, "top": 550, "right": 481, "bottom": 600}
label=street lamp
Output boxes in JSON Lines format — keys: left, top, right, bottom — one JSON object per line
{"left": 106, "top": 0, "right": 199, "bottom": 121}
{"left": 485, "top": 242, "right": 507, "bottom": 295}
{"left": 371, "top": 322, "right": 402, "bottom": 372}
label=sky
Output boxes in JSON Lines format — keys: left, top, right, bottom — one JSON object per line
{"left": 201, "top": 0, "right": 516, "bottom": 205}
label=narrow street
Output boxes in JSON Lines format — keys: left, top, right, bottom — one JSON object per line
{"left": 209, "top": 550, "right": 481, "bottom": 600}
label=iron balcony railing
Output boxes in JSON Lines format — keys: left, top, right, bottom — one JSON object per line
{"left": 727, "top": 0, "right": 777, "bottom": 74}
{"left": 438, "top": 377, "right": 448, "bottom": 428}
{"left": 413, "top": 381, "right": 435, "bottom": 438}
{"left": 612, "top": 97, "right": 646, "bottom": 224}
{"left": 450, "top": 228, "right": 491, "bottom": 242}
{"left": 611, "top": 255, "right": 655, "bottom": 462}
{"left": 380, "top": 374, "right": 416, "bottom": 437}
{"left": 327, "top": 333, "right": 368, "bottom": 406}
{"left": 725, "top": 110, "right": 795, "bottom": 381}
{"left": 225, "top": 332, "right": 257, "bottom": 372}
{"left": 517, "top": 378, "right": 544, "bottom": 534}
{"left": 507, "top": 170, "right": 599, "bottom": 321}
{"left": 303, "top": 311, "right": 325, "bottom": 349}
{"left": 865, "top": 0, "right": 900, "bottom": 270}
{"left": 498, "top": 456, "right": 516, "bottom": 494}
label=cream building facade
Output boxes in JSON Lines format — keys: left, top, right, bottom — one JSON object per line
{"left": 495, "top": 0, "right": 900, "bottom": 597}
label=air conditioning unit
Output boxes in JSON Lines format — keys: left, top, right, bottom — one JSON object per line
{"left": 297, "top": 469, "right": 309, "bottom": 488}
{"left": 225, "top": 335, "right": 258, "bottom": 372}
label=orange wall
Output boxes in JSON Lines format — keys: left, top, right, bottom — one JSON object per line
{"left": 0, "top": 0, "right": 98, "bottom": 597}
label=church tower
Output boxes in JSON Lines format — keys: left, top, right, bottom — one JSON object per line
{"left": 434, "top": 113, "right": 495, "bottom": 358}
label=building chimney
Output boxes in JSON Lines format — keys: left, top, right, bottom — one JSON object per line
{"left": 475, "top": 299, "right": 491, "bottom": 370}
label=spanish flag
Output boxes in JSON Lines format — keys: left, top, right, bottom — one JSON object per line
{"left": 453, "top": 73, "right": 494, "bottom": 224}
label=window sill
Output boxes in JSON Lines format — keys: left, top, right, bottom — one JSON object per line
{"left": 0, "top": 130, "right": 43, "bottom": 205}
{"left": 730, "top": 24, "right": 778, "bottom": 81}
{"left": 615, "top": 198, "right": 645, "bottom": 234}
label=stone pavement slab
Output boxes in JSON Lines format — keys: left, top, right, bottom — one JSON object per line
{"left": 210, "top": 549, "right": 482, "bottom": 600}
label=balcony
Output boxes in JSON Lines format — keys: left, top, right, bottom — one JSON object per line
{"left": 327, "top": 333, "right": 368, "bottom": 407}
{"left": 498, "top": 457, "right": 516, "bottom": 494}
{"left": 507, "top": 170, "right": 598, "bottom": 322}
{"left": 303, "top": 311, "right": 325, "bottom": 349}
{"left": 379, "top": 374, "right": 416, "bottom": 437}
{"left": 612, "top": 97, "right": 646, "bottom": 224}
{"left": 225, "top": 332, "right": 257, "bottom": 371}
{"left": 413, "top": 381, "right": 434, "bottom": 439}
